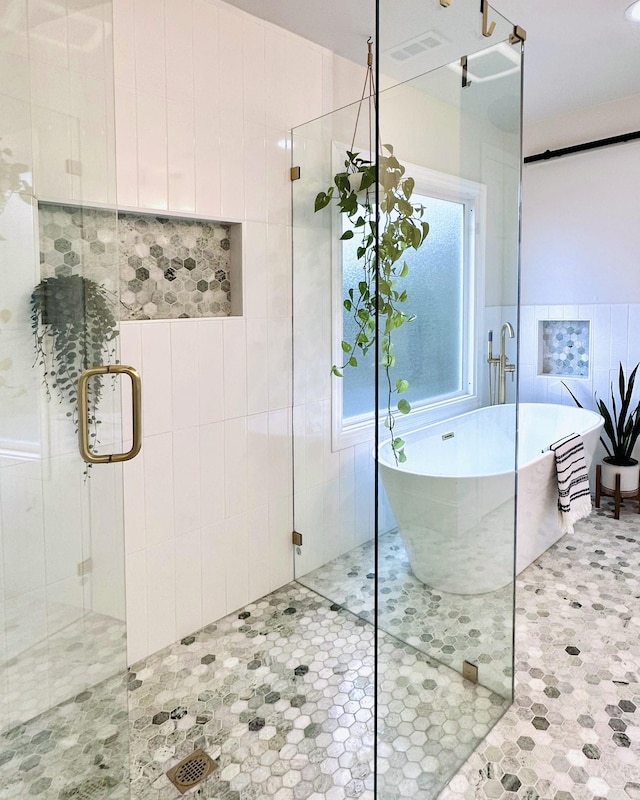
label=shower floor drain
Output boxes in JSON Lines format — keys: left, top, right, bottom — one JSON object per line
{"left": 61, "top": 774, "right": 119, "bottom": 800}
{"left": 166, "top": 749, "right": 217, "bottom": 793}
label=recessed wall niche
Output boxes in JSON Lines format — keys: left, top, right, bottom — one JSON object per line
{"left": 38, "top": 203, "right": 242, "bottom": 320}
{"left": 538, "top": 319, "right": 590, "bottom": 377}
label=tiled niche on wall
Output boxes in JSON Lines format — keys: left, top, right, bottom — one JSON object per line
{"left": 538, "top": 319, "right": 591, "bottom": 378}
{"left": 38, "top": 203, "right": 242, "bottom": 320}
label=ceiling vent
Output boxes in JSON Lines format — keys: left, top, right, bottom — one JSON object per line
{"left": 448, "top": 43, "right": 520, "bottom": 84}
{"left": 387, "top": 30, "right": 448, "bottom": 62}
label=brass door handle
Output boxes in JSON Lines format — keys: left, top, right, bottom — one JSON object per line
{"left": 78, "top": 365, "right": 142, "bottom": 464}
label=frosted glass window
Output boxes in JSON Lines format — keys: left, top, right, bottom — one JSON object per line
{"left": 342, "top": 194, "right": 466, "bottom": 419}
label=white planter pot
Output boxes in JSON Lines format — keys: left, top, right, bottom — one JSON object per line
{"left": 600, "top": 458, "right": 640, "bottom": 494}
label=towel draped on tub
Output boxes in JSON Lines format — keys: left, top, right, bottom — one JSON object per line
{"left": 549, "top": 432, "right": 592, "bottom": 534}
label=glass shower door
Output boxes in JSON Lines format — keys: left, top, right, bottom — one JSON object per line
{"left": 0, "top": 1, "right": 130, "bottom": 797}
{"left": 291, "top": 99, "right": 377, "bottom": 613}
{"left": 375, "top": 1, "right": 522, "bottom": 795}
{"left": 292, "top": 0, "right": 522, "bottom": 795}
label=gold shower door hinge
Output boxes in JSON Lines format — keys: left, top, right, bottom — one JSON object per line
{"left": 462, "top": 660, "right": 478, "bottom": 683}
{"left": 292, "top": 531, "right": 303, "bottom": 546}
{"left": 290, "top": 166, "right": 301, "bottom": 181}
{"left": 77, "top": 557, "right": 93, "bottom": 577}
{"left": 509, "top": 25, "right": 527, "bottom": 44}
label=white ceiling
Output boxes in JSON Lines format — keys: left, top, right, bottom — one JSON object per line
{"left": 224, "top": 0, "right": 640, "bottom": 124}
{"left": 492, "top": 0, "right": 640, "bottom": 122}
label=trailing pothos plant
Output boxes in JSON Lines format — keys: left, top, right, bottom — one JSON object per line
{"left": 314, "top": 144, "right": 429, "bottom": 463}
{"left": 30, "top": 274, "right": 119, "bottom": 459}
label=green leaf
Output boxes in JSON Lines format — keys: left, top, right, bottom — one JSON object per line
{"left": 359, "top": 167, "right": 376, "bottom": 190}
{"left": 339, "top": 192, "right": 358, "bottom": 215}
{"left": 348, "top": 356, "right": 358, "bottom": 367}
{"left": 341, "top": 341, "right": 352, "bottom": 353}
{"left": 334, "top": 173, "right": 350, "bottom": 193}
{"left": 397, "top": 450, "right": 407, "bottom": 463}
{"left": 314, "top": 191, "right": 332, "bottom": 212}
{"left": 397, "top": 399, "right": 411, "bottom": 414}
{"left": 331, "top": 365, "right": 343, "bottom": 378}
{"left": 340, "top": 229, "right": 354, "bottom": 241}
{"left": 395, "top": 379, "right": 409, "bottom": 394}
{"left": 403, "top": 177, "right": 414, "bottom": 199}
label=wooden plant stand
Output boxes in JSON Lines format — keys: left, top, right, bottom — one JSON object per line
{"left": 595, "top": 463, "right": 640, "bottom": 520}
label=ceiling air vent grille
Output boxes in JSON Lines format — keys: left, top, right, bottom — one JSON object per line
{"left": 388, "top": 30, "right": 447, "bottom": 62}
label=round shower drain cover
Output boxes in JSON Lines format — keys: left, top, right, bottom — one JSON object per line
{"left": 166, "top": 749, "right": 217, "bottom": 793}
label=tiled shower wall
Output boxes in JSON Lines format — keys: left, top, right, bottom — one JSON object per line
{"left": 118, "top": 213, "right": 233, "bottom": 320}
{"left": 517, "top": 101, "right": 640, "bottom": 482}
{"left": 112, "top": 0, "right": 366, "bottom": 663}
{"left": 38, "top": 203, "right": 234, "bottom": 320}
{"left": 518, "top": 303, "right": 640, "bottom": 420}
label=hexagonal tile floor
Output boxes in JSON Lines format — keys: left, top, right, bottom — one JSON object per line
{"left": 0, "top": 670, "right": 129, "bottom": 800}
{"left": 441, "top": 499, "right": 640, "bottom": 800}
{"left": 1, "top": 498, "right": 639, "bottom": 800}
{"left": 299, "top": 528, "right": 514, "bottom": 698}
{"left": 0, "top": 607, "right": 126, "bottom": 738}
{"left": 126, "top": 586, "right": 504, "bottom": 800}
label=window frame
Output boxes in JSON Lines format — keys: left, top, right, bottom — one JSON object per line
{"left": 330, "top": 145, "right": 487, "bottom": 452}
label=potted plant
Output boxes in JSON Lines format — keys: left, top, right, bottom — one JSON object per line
{"left": 30, "top": 273, "right": 119, "bottom": 458}
{"left": 564, "top": 362, "right": 640, "bottom": 492}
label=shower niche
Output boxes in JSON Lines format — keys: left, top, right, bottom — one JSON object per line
{"left": 38, "top": 203, "right": 243, "bottom": 321}
{"left": 539, "top": 318, "right": 591, "bottom": 377}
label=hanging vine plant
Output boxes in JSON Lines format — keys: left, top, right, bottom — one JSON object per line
{"left": 313, "top": 38, "right": 430, "bottom": 464}
{"left": 30, "top": 274, "right": 118, "bottom": 454}
{"left": 315, "top": 144, "right": 429, "bottom": 463}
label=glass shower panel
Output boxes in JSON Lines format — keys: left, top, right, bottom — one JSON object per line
{"left": 376, "top": 1, "right": 522, "bottom": 795}
{"left": 0, "top": 1, "right": 129, "bottom": 797}
{"left": 292, "top": 98, "right": 379, "bottom": 618}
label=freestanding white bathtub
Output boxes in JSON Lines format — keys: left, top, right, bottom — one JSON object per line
{"left": 378, "top": 403, "right": 603, "bottom": 595}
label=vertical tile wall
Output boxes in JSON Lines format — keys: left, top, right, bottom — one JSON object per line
{"left": 519, "top": 303, "right": 640, "bottom": 418}
{"left": 113, "top": 0, "right": 365, "bottom": 663}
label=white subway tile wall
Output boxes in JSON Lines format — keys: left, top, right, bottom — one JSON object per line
{"left": 115, "top": 0, "right": 367, "bottom": 663}
{"left": 518, "top": 304, "right": 640, "bottom": 419}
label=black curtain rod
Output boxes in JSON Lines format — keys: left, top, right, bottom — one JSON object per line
{"left": 524, "top": 130, "right": 640, "bottom": 164}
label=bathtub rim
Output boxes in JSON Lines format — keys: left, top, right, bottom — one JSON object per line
{"left": 377, "top": 402, "right": 604, "bottom": 479}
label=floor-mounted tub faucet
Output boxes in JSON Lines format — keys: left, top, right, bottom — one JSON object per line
{"left": 487, "top": 322, "right": 515, "bottom": 404}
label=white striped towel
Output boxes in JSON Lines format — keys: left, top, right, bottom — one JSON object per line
{"left": 549, "top": 433, "right": 592, "bottom": 534}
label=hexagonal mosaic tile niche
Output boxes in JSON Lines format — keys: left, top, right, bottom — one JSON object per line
{"left": 38, "top": 203, "right": 239, "bottom": 320}
{"left": 538, "top": 319, "right": 590, "bottom": 377}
